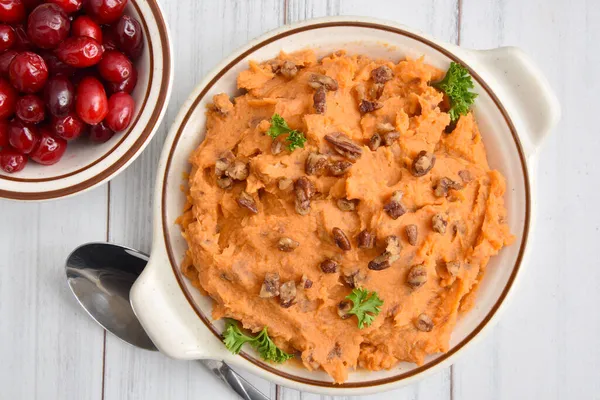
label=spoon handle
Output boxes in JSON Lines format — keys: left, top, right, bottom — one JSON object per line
{"left": 201, "top": 359, "right": 271, "bottom": 400}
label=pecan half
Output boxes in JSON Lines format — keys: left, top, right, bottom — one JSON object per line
{"left": 280, "top": 281, "right": 297, "bottom": 308}
{"left": 324, "top": 133, "right": 363, "bottom": 161}
{"left": 411, "top": 151, "right": 436, "bottom": 177}
{"left": 279, "top": 60, "right": 298, "bottom": 79}
{"left": 359, "top": 99, "right": 383, "bottom": 114}
{"left": 434, "top": 177, "right": 462, "bottom": 197}
{"left": 332, "top": 227, "right": 351, "bottom": 251}
{"left": 371, "top": 65, "right": 394, "bottom": 84}
{"left": 446, "top": 260, "right": 460, "bottom": 277}
{"left": 237, "top": 191, "right": 258, "bottom": 214}
{"left": 382, "top": 131, "right": 400, "bottom": 146}
{"left": 305, "top": 152, "right": 329, "bottom": 176}
{"left": 368, "top": 236, "right": 401, "bottom": 271}
{"left": 294, "top": 177, "right": 316, "bottom": 215}
{"left": 215, "top": 150, "right": 235, "bottom": 176}
{"left": 384, "top": 190, "right": 407, "bottom": 220}
{"left": 278, "top": 237, "right": 299, "bottom": 252}
{"left": 259, "top": 272, "right": 280, "bottom": 298}
{"left": 405, "top": 224, "right": 418, "bottom": 246}
{"left": 308, "top": 73, "right": 339, "bottom": 91}
{"left": 226, "top": 160, "right": 249, "bottom": 181}
{"left": 415, "top": 313, "right": 434, "bottom": 332}
{"left": 216, "top": 176, "right": 233, "bottom": 190}
{"left": 342, "top": 270, "right": 365, "bottom": 288}
{"left": 357, "top": 230, "right": 376, "bottom": 248}
{"left": 432, "top": 213, "right": 448, "bottom": 234}
{"left": 320, "top": 259, "right": 339, "bottom": 273}
{"left": 337, "top": 198, "right": 358, "bottom": 212}
{"left": 369, "top": 133, "right": 382, "bottom": 151}
{"left": 407, "top": 264, "right": 427, "bottom": 288}
{"left": 328, "top": 160, "right": 353, "bottom": 176}
{"left": 337, "top": 300, "right": 352, "bottom": 319}
{"left": 313, "top": 86, "right": 327, "bottom": 114}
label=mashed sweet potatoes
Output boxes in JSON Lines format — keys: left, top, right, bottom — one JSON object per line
{"left": 178, "top": 50, "right": 514, "bottom": 383}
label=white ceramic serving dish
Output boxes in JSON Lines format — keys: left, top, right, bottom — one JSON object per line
{"left": 130, "top": 16, "right": 560, "bottom": 396}
{"left": 0, "top": 0, "right": 173, "bottom": 201}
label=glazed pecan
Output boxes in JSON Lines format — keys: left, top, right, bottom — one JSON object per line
{"left": 332, "top": 227, "right": 351, "bottom": 251}
{"left": 384, "top": 190, "right": 407, "bottom": 220}
{"left": 405, "top": 224, "right": 418, "bottom": 246}
{"left": 216, "top": 176, "right": 233, "bottom": 190}
{"left": 407, "top": 264, "right": 427, "bottom": 288}
{"left": 411, "top": 151, "right": 436, "bottom": 177}
{"left": 324, "top": 133, "right": 363, "bottom": 161}
{"left": 313, "top": 86, "right": 327, "bottom": 114}
{"left": 337, "top": 301, "right": 352, "bottom": 319}
{"left": 305, "top": 152, "right": 329, "bottom": 176}
{"left": 432, "top": 213, "right": 448, "bottom": 234}
{"left": 368, "top": 236, "right": 401, "bottom": 271}
{"left": 237, "top": 191, "right": 258, "bottom": 214}
{"left": 434, "top": 177, "right": 462, "bottom": 197}
{"left": 357, "top": 230, "right": 376, "bottom": 249}
{"left": 279, "top": 281, "right": 297, "bottom": 308}
{"left": 226, "top": 160, "right": 249, "bottom": 181}
{"left": 337, "top": 198, "right": 359, "bottom": 212}
{"left": 277, "top": 237, "right": 299, "bottom": 252}
{"left": 368, "top": 133, "right": 382, "bottom": 151}
{"left": 308, "top": 73, "right": 339, "bottom": 91}
{"left": 259, "top": 272, "right": 280, "bottom": 298}
{"left": 359, "top": 99, "right": 383, "bottom": 114}
{"left": 415, "top": 313, "right": 434, "bottom": 332}
{"left": 371, "top": 65, "right": 394, "bottom": 84}
{"left": 279, "top": 60, "right": 298, "bottom": 79}
{"left": 294, "top": 177, "right": 316, "bottom": 215}
{"left": 328, "top": 160, "right": 353, "bottom": 176}
{"left": 320, "top": 259, "right": 339, "bottom": 274}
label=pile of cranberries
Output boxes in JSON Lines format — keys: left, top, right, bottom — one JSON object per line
{"left": 0, "top": 0, "right": 143, "bottom": 174}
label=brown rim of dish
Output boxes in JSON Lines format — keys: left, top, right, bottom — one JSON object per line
{"left": 161, "top": 21, "right": 531, "bottom": 388}
{"left": 0, "top": 0, "right": 171, "bottom": 201}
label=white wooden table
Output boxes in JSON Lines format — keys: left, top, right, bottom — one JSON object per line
{"left": 0, "top": 0, "right": 595, "bottom": 398}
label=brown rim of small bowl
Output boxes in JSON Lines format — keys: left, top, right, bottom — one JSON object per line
{"left": 0, "top": 0, "right": 172, "bottom": 201}
{"left": 161, "top": 21, "right": 531, "bottom": 389}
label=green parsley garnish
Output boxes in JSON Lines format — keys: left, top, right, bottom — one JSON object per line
{"left": 433, "top": 62, "right": 478, "bottom": 122}
{"left": 345, "top": 288, "right": 384, "bottom": 329}
{"left": 267, "top": 113, "right": 307, "bottom": 151}
{"left": 222, "top": 320, "right": 294, "bottom": 363}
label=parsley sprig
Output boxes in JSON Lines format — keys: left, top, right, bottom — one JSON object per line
{"left": 267, "top": 113, "right": 307, "bottom": 151}
{"left": 222, "top": 320, "right": 294, "bottom": 363}
{"left": 345, "top": 288, "right": 384, "bottom": 329}
{"left": 433, "top": 62, "right": 478, "bottom": 122}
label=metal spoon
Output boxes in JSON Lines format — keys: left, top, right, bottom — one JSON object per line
{"left": 65, "top": 242, "right": 270, "bottom": 400}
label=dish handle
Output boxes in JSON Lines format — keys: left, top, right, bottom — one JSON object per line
{"left": 130, "top": 244, "right": 226, "bottom": 360}
{"left": 465, "top": 46, "right": 561, "bottom": 157}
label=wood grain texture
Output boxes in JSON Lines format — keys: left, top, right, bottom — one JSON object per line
{"left": 104, "top": 1, "right": 284, "bottom": 399}
{"left": 282, "top": 1, "right": 457, "bottom": 398}
{"left": 453, "top": 1, "right": 600, "bottom": 399}
{"left": 0, "top": 187, "right": 108, "bottom": 400}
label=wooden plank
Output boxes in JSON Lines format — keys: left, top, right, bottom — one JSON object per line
{"left": 0, "top": 188, "right": 107, "bottom": 400}
{"left": 281, "top": 1, "right": 457, "bottom": 399}
{"left": 104, "top": 0, "right": 284, "bottom": 399}
{"left": 453, "top": 0, "right": 598, "bottom": 399}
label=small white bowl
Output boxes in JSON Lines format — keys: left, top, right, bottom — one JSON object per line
{"left": 0, "top": 0, "right": 173, "bottom": 201}
{"left": 131, "top": 16, "right": 559, "bottom": 396}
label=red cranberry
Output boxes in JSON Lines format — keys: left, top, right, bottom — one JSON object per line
{"left": 45, "top": 75, "right": 74, "bottom": 117}
{"left": 46, "top": 0, "right": 82, "bottom": 13}
{"left": 0, "top": 50, "right": 16, "bottom": 76}
{"left": 8, "top": 119, "right": 38, "bottom": 153}
{"left": 105, "top": 92, "right": 133, "bottom": 132}
{"left": 51, "top": 110, "right": 84, "bottom": 140}
{"left": 9, "top": 51, "right": 48, "bottom": 93}
{"left": 84, "top": 0, "right": 127, "bottom": 25}
{"left": 0, "top": 0, "right": 26, "bottom": 24}
{"left": 106, "top": 66, "right": 136, "bottom": 94}
{"left": 16, "top": 94, "right": 44, "bottom": 123}
{"left": 0, "top": 119, "right": 7, "bottom": 146}
{"left": 40, "top": 51, "right": 75, "bottom": 76}
{"left": 102, "top": 25, "right": 118, "bottom": 51}
{"left": 30, "top": 127, "right": 66, "bottom": 164}
{"left": 55, "top": 36, "right": 104, "bottom": 67}
{"left": 98, "top": 50, "right": 132, "bottom": 83}
{"left": 0, "top": 25, "right": 14, "bottom": 51}
{"left": 71, "top": 15, "right": 102, "bottom": 42}
{"left": 12, "top": 25, "right": 31, "bottom": 50}
{"left": 114, "top": 15, "right": 143, "bottom": 59}
{"left": 0, "top": 77, "right": 16, "bottom": 118}
{"left": 0, "top": 146, "right": 26, "bottom": 172}
{"left": 75, "top": 76, "right": 107, "bottom": 124}
{"left": 89, "top": 120, "right": 113, "bottom": 142}
{"left": 27, "top": 3, "right": 70, "bottom": 49}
